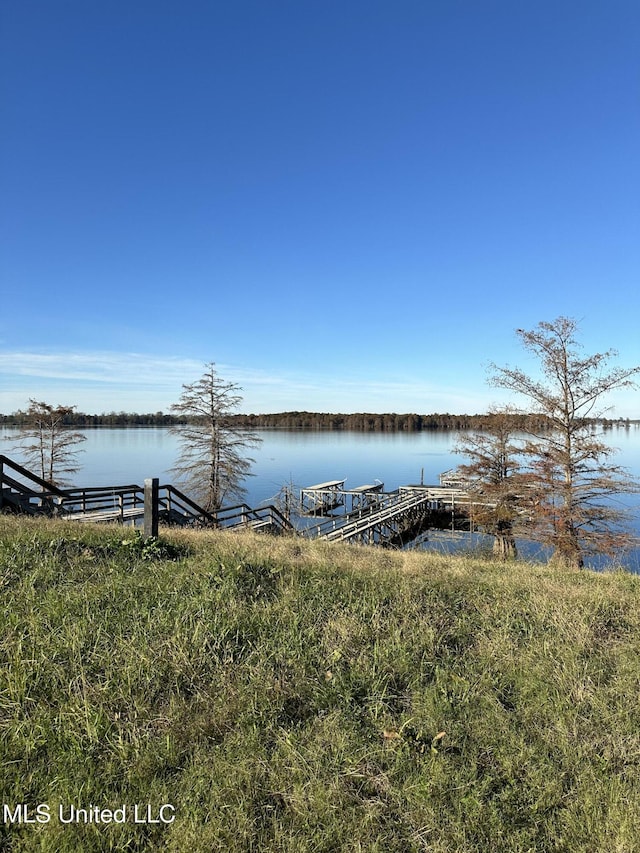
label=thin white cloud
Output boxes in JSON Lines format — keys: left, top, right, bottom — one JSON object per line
{"left": 0, "top": 352, "right": 202, "bottom": 386}
{"left": 0, "top": 351, "right": 305, "bottom": 392}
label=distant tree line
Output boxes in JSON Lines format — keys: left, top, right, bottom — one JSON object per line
{"left": 229, "top": 411, "right": 551, "bottom": 431}
{"left": 1, "top": 409, "right": 637, "bottom": 431}
{"left": 0, "top": 410, "right": 181, "bottom": 426}
{"left": 231, "top": 412, "right": 639, "bottom": 431}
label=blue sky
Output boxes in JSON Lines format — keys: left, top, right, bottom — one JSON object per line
{"left": 1, "top": 0, "right": 639, "bottom": 416}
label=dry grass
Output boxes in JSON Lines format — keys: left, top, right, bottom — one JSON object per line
{"left": 1, "top": 515, "right": 639, "bottom": 852}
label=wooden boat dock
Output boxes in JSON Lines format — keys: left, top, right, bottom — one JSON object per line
{"left": 299, "top": 478, "right": 487, "bottom": 546}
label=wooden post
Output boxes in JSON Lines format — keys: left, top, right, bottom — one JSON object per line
{"left": 144, "top": 478, "right": 159, "bottom": 539}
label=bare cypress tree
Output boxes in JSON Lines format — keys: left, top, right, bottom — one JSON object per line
{"left": 170, "top": 364, "right": 261, "bottom": 512}
{"left": 453, "top": 409, "right": 521, "bottom": 560}
{"left": 490, "top": 317, "right": 640, "bottom": 569}
{"left": 10, "top": 400, "right": 86, "bottom": 486}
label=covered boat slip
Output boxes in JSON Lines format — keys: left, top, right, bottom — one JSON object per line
{"left": 300, "top": 480, "right": 385, "bottom": 515}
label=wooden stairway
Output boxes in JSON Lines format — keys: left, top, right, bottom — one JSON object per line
{"left": 0, "top": 455, "right": 292, "bottom": 534}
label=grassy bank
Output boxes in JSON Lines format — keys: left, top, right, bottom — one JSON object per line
{"left": 1, "top": 516, "right": 639, "bottom": 852}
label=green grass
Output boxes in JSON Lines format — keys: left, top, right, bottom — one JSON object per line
{"left": 1, "top": 516, "right": 639, "bottom": 852}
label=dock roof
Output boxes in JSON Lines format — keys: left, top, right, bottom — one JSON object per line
{"left": 303, "top": 480, "right": 345, "bottom": 491}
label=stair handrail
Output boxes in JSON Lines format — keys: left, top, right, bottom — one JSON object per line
{"left": 156, "top": 491, "right": 292, "bottom": 532}
{"left": 0, "top": 454, "right": 69, "bottom": 499}
{"left": 160, "top": 485, "right": 217, "bottom": 525}
{"left": 214, "top": 501, "right": 293, "bottom": 532}
{"left": 256, "top": 503, "right": 293, "bottom": 531}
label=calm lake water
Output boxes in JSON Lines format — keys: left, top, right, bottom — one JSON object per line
{"left": 3, "top": 425, "right": 640, "bottom": 571}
